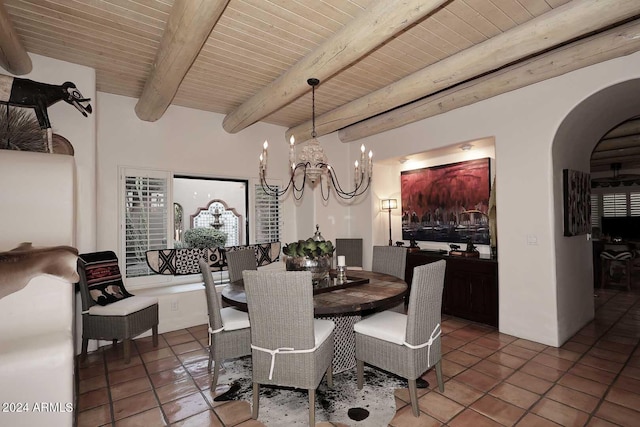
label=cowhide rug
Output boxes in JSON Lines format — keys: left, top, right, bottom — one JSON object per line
{"left": 214, "top": 356, "right": 405, "bottom": 426}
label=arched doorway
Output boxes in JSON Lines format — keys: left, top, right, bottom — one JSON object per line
{"left": 590, "top": 118, "right": 640, "bottom": 291}
{"left": 552, "top": 79, "right": 640, "bottom": 344}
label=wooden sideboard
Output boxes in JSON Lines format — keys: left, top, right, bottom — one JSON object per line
{"left": 406, "top": 250, "right": 499, "bottom": 327}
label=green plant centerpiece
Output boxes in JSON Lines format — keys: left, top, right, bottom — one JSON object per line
{"left": 283, "top": 225, "right": 334, "bottom": 284}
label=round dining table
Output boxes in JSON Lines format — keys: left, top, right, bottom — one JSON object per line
{"left": 221, "top": 269, "right": 408, "bottom": 373}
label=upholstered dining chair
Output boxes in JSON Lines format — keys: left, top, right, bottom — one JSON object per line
{"left": 600, "top": 244, "right": 634, "bottom": 291}
{"left": 77, "top": 251, "right": 159, "bottom": 364}
{"left": 243, "top": 270, "right": 335, "bottom": 426}
{"left": 354, "top": 260, "right": 446, "bottom": 417}
{"left": 198, "top": 259, "right": 251, "bottom": 391}
{"left": 335, "top": 238, "right": 363, "bottom": 270}
{"left": 372, "top": 245, "right": 407, "bottom": 279}
{"left": 372, "top": 245, "right": 408, "bottom": 312}
{"left": 225, "top": 248, "right": 258, "bottom": 283}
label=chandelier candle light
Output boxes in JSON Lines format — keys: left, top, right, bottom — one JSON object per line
{"left": 259, "top": 78, "right": 373, "bottom": 201}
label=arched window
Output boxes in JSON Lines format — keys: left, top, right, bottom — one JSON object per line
{"left": 190, "top": 199, "right": 242, "bottom": 246}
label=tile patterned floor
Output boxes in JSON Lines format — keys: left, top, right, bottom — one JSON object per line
{"left": 76, "top": 287, "right": 640, "bottom": 426}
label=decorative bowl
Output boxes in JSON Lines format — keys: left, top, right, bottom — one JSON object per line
{"left": 284, "top": 255, "right": 331, "bottom": 285}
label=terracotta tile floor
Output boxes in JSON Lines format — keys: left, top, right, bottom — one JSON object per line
{"left": 76, "top": 287, "right": 640, "bottom": 426}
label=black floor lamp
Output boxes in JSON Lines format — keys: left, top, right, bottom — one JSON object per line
{"left": 381, "top": 199, "right": 398, "bottom": 246}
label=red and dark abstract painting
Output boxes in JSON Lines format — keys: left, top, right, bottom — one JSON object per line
{"left": 401, "top": 158, "right": 491, "bottom": 245}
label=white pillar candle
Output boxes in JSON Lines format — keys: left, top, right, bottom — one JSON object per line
{"left": 337, "top": 255, "right": 346, "bottom": 267}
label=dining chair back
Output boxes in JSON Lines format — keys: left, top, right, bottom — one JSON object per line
{"left": 354, "top": 259, "right": 446, "bottom": 417}
{"left": 226, "top": 248, "right": 257, "bottom": 282}
{"left": 199, "top": 259, "right": 251, "bottom": 390}
{"left": 243, "top": 270, "right": 335, "bottom": 426}
{"left": 335, "top": 238, "right": 363, "bottom": 270}
{"left": 372, "top": 245, "right": 408, "bottom": 312}
{"left": 77, "top": 251, "right": 159, "bottom": 364}
{"left": 372, "top": 245, "right": 407, "bottom": 279}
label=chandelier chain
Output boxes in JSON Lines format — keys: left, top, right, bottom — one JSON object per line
{"left": 311, "top": 80, "right": 316, "bottom": 139}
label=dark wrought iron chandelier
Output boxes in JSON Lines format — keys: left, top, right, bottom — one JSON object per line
{"left": 591, "top": 162, "right": 640, "bottom": 188}
{"left": 259, "top": 78, "right": 373, "bottom": 201}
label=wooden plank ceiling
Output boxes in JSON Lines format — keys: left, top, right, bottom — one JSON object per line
{"left": 2, "top": 0, "right": 640, "bottom": 170}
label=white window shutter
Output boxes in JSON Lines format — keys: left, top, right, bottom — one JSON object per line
{"left": 121, "top": 169, "right": 171, "bottom": 279}
{"left": 602, "top": 193, "right": 627, "bottom": 217}
{"left": 254, "top": 185, "right": 282, "bottom": 243}
{"left": 631, "top": 192, "right": 640, "bottom": 216}
{"left": 590, "top": 194, "right": 600, "bottom": 229}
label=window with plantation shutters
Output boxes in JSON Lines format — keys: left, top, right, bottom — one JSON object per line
{"left": 602, "top": 193, "right": 627, "bottom": 217}
{"left": 631, "top": 192, "right": 640, "bottom": 216}
{"left": 121, "top": 169, "right": 170, "bottom": 279}
{"left": 591, "top": 194, "right": 600, "bottom": 229}
{"left": 254, "top": 185, "right": 282, "bottom": 243}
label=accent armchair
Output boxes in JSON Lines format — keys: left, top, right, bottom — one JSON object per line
{"left": 77, "top": 251, "right": 159, "bottom": 364}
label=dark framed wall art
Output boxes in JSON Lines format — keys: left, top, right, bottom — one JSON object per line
{"left": 563, "top": 169, "right": 591, "bottom": 237}
{"left": 401, "top": 157, "right": 491, "bottom": 245}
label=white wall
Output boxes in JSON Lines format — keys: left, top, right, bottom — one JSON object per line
{"left": 1, "top": 55, "right": 97, "bottom": 355}
{"left": 96, "top": 92, "right": 303, "bottom": 254}
{"left": 0, "top": 151, "right": 75, "bottom": 249}
{"left": 552, "top": 79, "right": 640, "bottom": 344}
{"left": 346, "top": 51, "right": 640, "bottom": 346}
{"left": 1, "top": 54, "right": 97, "bottom": 253}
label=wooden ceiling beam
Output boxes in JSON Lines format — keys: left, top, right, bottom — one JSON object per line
{"left": 0, "top": 1, "right": 32, "bottom": 75}
{"left": 222, "top": 0, "right": 449, "bottom": 135}
{"left": 602, "top": 118, "right": 640, "bottom": 139}
{"left": 595, "top": 133, "right": 640, "bottom": 151}
{"left": 592, "top": 146, "right": 640, "bottom": 159}
{"left": 135, "top": 0, "right": 228, "bottom": 122}
{"left": 287, "top": 0, "right": 640, "bottom": 143}
{"left": 339, "top": 18, "right": 640, "bottom": 143}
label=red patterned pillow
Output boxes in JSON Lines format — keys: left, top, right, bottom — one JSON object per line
{"left": 80, "top": 251, "right": 132, "bottom": 306}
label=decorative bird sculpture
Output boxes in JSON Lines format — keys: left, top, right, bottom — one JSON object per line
{"left": 0, "top": 73, "right": 92, "bottom": 151}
